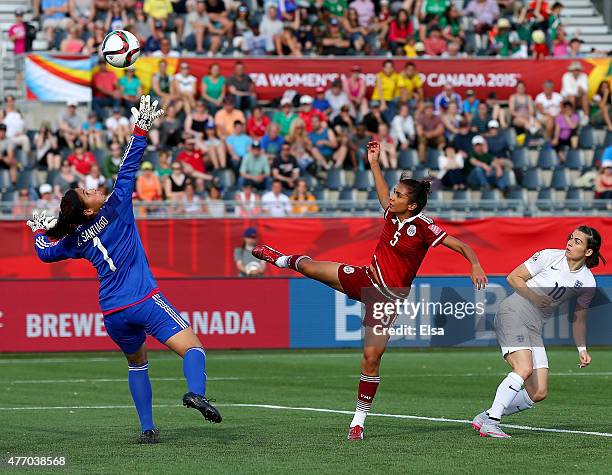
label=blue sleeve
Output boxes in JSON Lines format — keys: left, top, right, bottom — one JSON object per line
{"left": 103, "top": 133, "right": 148, "bottom": 216}
{"left": 34, "top": 232, "right": 75, "bottom": 263}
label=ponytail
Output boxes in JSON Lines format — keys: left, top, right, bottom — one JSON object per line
{"left": 46, "top": 189, "right": 88, "bottom": 240}
{"left": 399, "top": 177, "right": 432, "bottom": 214}
{"left": 574, "top": 225, "right": 606, "bottom": 269}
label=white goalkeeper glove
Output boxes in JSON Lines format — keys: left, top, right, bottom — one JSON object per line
{"left": 27, "top": 210, "right": 57, "bottom": 234}
{"left": 131, "top": 94, "right": 165, "bottom": 132}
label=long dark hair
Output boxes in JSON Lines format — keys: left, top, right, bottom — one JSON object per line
{"left": 399, "top": 178, "right": 432, "bottom": 215}
{"left": 46, "top": 189, "right": 88, "bottom": 239}
{"left": 572, "top": 225, "right": 606, "bottom": 269}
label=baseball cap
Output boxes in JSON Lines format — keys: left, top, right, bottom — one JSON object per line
{"left": 39, "top": 184, "right": 52, "bottom": 195}
{"left": 67, "top": 100, "right": 78, "bottom": 107}
{"left": 370, "top": 100, "right": 381, "bottom": 108}
{"left": 15, "top": 9, "right": 24, "bottom": 16}
{"left": 602, "top": 159, "right": 612, "bottom": 169}
{"left": 330, "top": 18, "right": 339, "bottom": 26}
{"left": 488, "top": 119, "right": 500, "bottom": 129}
{"left": 252, "top": 140, "right": 261, "bottom": 148}
{"left": 0, "top": 123, "right": 6, "bottom": 131}
{"left": 414, "top": 42, "right": 426, "bottom": 52}
{"left": 300, "top": 95, "right": 313, "bottom": 105}
{"left": 154, "top": 20, "right": 163, "bottom": 29}
{"left": 141, "top": 161, "right": 153, "bottom": 170}
{"left": 466, "top": 89, "right": 475, "bottom": 96}
{"left": 280, "top": 97, "right": 292, "bottom": 106}
{"left": 497, "top": 18, "right": 510, "bottom": 28}
{"left": 243, "top": 227, "right": 257, "bottom": 238}
{"left": 315, "top": 86, "right": 325, "bottom": 93}
{"left": 74, "top": 139, "right": 83, "bottom": 148}
{"left": 472, "top": 135, "right": 485, "bottom": 145}
{"left": 569, "top": 61, "right": 583, "bottom": 71}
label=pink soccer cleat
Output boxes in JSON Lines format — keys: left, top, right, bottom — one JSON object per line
{"left": 251, "top": 245, "right": 286, "bottom": 267}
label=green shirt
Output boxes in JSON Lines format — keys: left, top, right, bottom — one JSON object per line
{"left": 322, "top": 0, "right": 347, "bottom": 17}
{"left": 240, "top": 152, "right": 270, "bottom": 176}
{"left": 119, "top": 76, "right": 140, "bottom": 96}
{"left": 102, "top": 156, "right": 121, "bottom": 178}
{"left": 425, "top": 0, "right": 450, "bottom": 15}
{"left": 465, "top": 151, "right": 493, "bottom": 175}
{"left": 156, "top": 165, "right": 171, "bottom": 179}
{"left": 272, "top": 111, "right": 297, "bottom": 137}
{"left": 202, "top": 76, "right": 226, "bottom": 101}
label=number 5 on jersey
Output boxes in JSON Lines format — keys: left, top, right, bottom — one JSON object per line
{"left": 390, "top": 230, "right": 401, "bottom": 247}
{"left": 93, "top": 237, "right": 117, "bottom": 271}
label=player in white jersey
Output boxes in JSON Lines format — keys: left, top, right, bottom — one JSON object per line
{"left": 473, "top": 226, "right": 605, "bottom": 438}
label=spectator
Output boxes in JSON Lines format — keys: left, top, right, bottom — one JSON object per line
{"left": 144, "top": 21, "right": 167, "bottom": 54}
{"left": 326, "top": 80, "right": 352, "bottom": 120}
{"left": 466, "top": 135, "right": 509, "bottom": 190}
{"left": 595, "top": 159, "right": 612, "bottom": 199}
{"left": 262, "top": 180, "right": 292, "bottom": 216}
{"left": 226, "top": 120, "right": 252, "bottom": 172}
{"left": 201, "top": 63, "right": 226, "bottom": 114}
{"left": 373, "top": 123, "right": 397, "bottom": 169}
{"left": 204, "top": 0, "right": 232, "bottom": 37}
{"left": 434, "top": 84, "right": 462, "bottom": 113}
{"left": 156, "top": 150, "right": 172, "bottom": 183}
{"left": 388, "top": 9, "right": 413, "bottom": 54}
{"left": 231, "top": 4, "right": 252, "bottom": 52}
{"left": 291, "top": 179, "right": 319, "bottom": 214}
{"left": 470, "top": 102, "right": 492, "bottom": 134}
{"left": 349, "top": 122, "right": 370, "bottom": 169}
{"left": 35, "top": 122, "right": 61, "bottom": 171}
{"left": 215, "top": 96, "right": 246, "bottom": 138}
{"left": 464, "top": 0, "right": 500, "bottom": 33}
{"left": 151, "top": 59, "right": 174, "bottom": 109}
{"left": 416, "top": 102, "right": 445, "bottom": 163}
{"left": 8, "top": 9, "right": 27, "bottom": 88}
{"left": 561, "top": 62, "right": 590, "bottom": 122}
{"left": 551, "top": 26, "right": 569, "bottom": 58}
{"left": 136, "top": 161, "right": 162, "bottom": 201}
{"left": 243, "top": 23, "right": 268, "bottom": 56}
{"left": 81, "top": 112, "right": 104, "bottom": 150}
{"left": 105, "top": 107, "right": 131, "bottom": 145}
{"left": 298, "top": 95, "right": 327, "bottom": 133}
{"left": 535, "top": 80, "right": 564, "bottom": 139}
{"left": 1, "top": 95, "right": 30, "bottom": 154}
{"left": 309, "top": 115, "right": 342, "bottom": 168}
{"left": 234, "top": 227, "right": 265, "bottom": 277}
{"left": 372, "top": 60, "right": 399, "bottom": 121}
{"left": 313, "top": 87, "right": 333, "bottom": 116}
{"left": 438, "top": 144, "right": 466, "bottom": 190}
{"left": 350, "top": 0, "right": 375, "bottom": 27}
{"left": 165, "top": 162, "right": 188, "bottom": 202}
{"left": 12, "top": 188, "right": 35, "bottom": 218}
{"left": 235, "top": 183, "right": 261, "bottom": 217}
{"left": 343, "top": 65, "right": 368, "bottom": 118}
{"left": 36, "top": 183, "right": 60, "bottom": 212}
{"left": 171, "top": 62, "right": 197, "bottom": 114}
{"left": 452, "top": 119, "right": 475, "bottom": 155}
{"left": 84, "top": 163, "right": 106, "bottom": 191}
{"left": 462, "top": 89, "right": 480, "bottom": 121}
{"left": 184, "top": 0, "right": 221, "bottom": 55}
{"left": 440, "top": 4, "right": 464, "bottom": 45}
{"left": 158, "top": 105, "right": 183, "bottom": 148}
{"left": 60, "top": 24, "right": 85, "bottom": 53}
{"left": 131, "top": 4, "right": 150, "bottom": 46}
{"left": 262, "top": 123, "right": 285, "bottom": 160}
{"left": 182, "top": 180, "right": 204, "bottom": 214}
{"left": 591, "top": 80, "right": 612, "bottom": 130}
{"left": 397, "top": 62, "right": 424, "bottom": 108}
{"left": 143, "top": 0, "right": 175, "bottom": 30}
{"left": 0, "top": 124, "right": 17, "bottom": 186}
{"left": 238, "top": 140, "right": 270, "bottom": 190}
{"left": 201, "top": 121, "right": 227, "bottom": 170}
{"left": 552, "top": 101, "right": 579, "bottom": 159}
{"left": 567, "top": 37, "right": 585, "bottom": 59}
{"left": 490, "top": 17, "right": 519, "bottom": 57}
{"left": 272, "top": 143, "right": 300, "bottom": 190}
{"left": 176, "top": 135, "right": 212, "bottom": 185}
{"left": 260, "top": 4, "right": 284, "bottom": 53}
{"left": 84, "top": 21, "right": 107, "bottom": 55}
{"left": 272, "top": 98, "right": 298, "bottom": 137}
{"left": 101, "top": 142, "right": 123, "bottom": 183}
{"left": 485, "top": 120, "right": 510, "bottom": 160}
{"left": 41, "top": 0, "right": 72, "bottom": 46}
{"left": 440, "top": 101, "right": 462, "bottom": 141}
{"left": 321, "top": 17, "right": 350, "bottom": 55}
{"left": 67, "top": 140, "right": 96, "bottom": 177}
{"left": 56, "top": 100, "right": 82, "bottom": 148}
{"left": 185, "top": 100, "right": 213, "bottom": 141}
{"left": 341, "top": 8, "right": 368, "bottom": 53}
{"left": 332, "top": 105, "right": 355, "bottom": 135}
{"left": 92, "top": 60, "right": 121, "bottom": 118}
{"left": 441, "top": 39, "right": 464, "bottom": 58}
{"left": 424, "top": 26, "right": 447, "bottom": 56}
{"left": 286, "top": 119, "right": 316, "bottom": 171}
{"left": 53, "top": 160, "right": 78, "bottom": 196}
{"left": 118, "top": 67, "right": 142, "bottom": 110}
{"left": 363, "top": 100, "right": 388, "bottom": 135}
{"left": 247, "top": 106, "right": 270, "bottom": 139}
{"left": 204, "top": 184, "right": 226, "bottom": 217}
{"left": 509, "top": 81, "right": 538, "bottom": 133}
{"left": 227, "top": 61, "right": 257, "bottom": 112}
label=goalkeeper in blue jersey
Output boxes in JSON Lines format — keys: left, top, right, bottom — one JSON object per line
{"left": 27, "top": 96, "right": 221, "bottom": 444}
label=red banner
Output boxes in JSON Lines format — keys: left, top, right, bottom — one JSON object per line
{"left": 0, "top": 279, "right": 289, "bottom": 352}
{"left": 1, "top": 217, "right": 611, "bottom": 280}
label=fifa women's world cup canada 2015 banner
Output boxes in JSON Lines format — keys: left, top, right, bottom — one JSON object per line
{"left": 25, "top": 55, "right": 612, "bottom": 102}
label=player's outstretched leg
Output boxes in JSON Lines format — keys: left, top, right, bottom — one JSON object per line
{"left": 165, "top": 329, "right": 222, "bottom": 423}
{"left": 125, "top": 345, "right": 159, "bottom": 443}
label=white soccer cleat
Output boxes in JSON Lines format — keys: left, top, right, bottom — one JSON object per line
{"left": 471, "top": 411, "right": 488, "bottom": 431}
{"left": 479, "top": 420, "right": 511, "bottom": 438}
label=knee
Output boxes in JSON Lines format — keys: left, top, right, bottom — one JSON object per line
{"left": 127, "top": 351, "right": 148, "bottom": 366}
{"left": 513, "top": 366, "right": 533, "bottom": 381}
{"left": 531, "top": 388, "right": 547, "bottom": 402}
{"left": 361, "top": 351, "right": 383, "bottom": 373}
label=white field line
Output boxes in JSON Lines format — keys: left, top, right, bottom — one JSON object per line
{"left": 0, "top": 402, "right": 610, "bottom": 438}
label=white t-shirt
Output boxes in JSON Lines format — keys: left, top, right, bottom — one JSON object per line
{"left": 105, "top": 115, "right": 129, "bottom": 131}
{"left": 85, "top": 174, "right": 106, "bottom": 190}
{"left": 561, "top": 72, "right": 588, "bottom": 98}
{"left": 174, "top": 73, "right": 197, "bottom": 93}
{"left": 262, "top": 191, "right": 291, "bottom": 217}
{"left": 504, "top": 248, "right": 596, "bottom": 322}
{"left": 535, "top": 92, "right": 563, "bottom": 117}
{"left": 2, "top": 111, "right": 25, "bottom": 138}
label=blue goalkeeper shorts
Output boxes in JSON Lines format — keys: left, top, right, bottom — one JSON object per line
{"left": 103, "top": 292, "right": 189, "bottom": 354}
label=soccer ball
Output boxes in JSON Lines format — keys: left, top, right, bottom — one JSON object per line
{"left": 531, "top": 30, "right": 546, "bottom": 45}
{"left": 101, "top": 30, "right": 141, "bottom": 68}
{"left": 245, "top": 261, "right": 264, "bottom": 276}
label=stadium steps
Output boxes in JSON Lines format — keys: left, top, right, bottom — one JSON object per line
{"left": 562, "top": 0, "right": 612, "bottom": 53}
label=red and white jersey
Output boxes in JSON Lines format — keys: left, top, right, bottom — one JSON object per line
{"left": 370, "top": 209, "right": 447, "bottom": 298}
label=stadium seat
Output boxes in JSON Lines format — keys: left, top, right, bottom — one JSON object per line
{"left": 222, "top": 189, "right": 236, "bottom": 201}
{"left": 604, "top": 130, "right": 612, "bottom": 147}
{"left": 451, "top": 189, "right": 471, "bottom": 210}
{"left": 300, "top": 174, "right": 318, "bottom": 190}
{"left": 507, "top": 187, "right": 527, "bottom": 202}
{"left": 565, "top": 149, "right": 583, "bottom": 169}
{"left": 15, "top": 171, "right": 38, "bottom": 190}
{"left": 0, "top": 170, "right": 9, "bottom": 191}
{"left": 511, "top": 147, "right": 528, "bottom": 169}
{"left": 578, "top": 126, "right": 595, "bottom": 149}
{"left": 565, "top": 187, "right": 584, "bottom": 211}
{"left": 522, "top": 168, "right": 541, "bottom": 190}
{"left": 144, "top": 150, "right": 159, "bottom": 167}
{"left": 429, "top": 190, "right": 441, "bottom": 202}
{"left": 592, "top": 145, "right": 606, "bottom": 166}
{"left": 550, "top": 167, "right": 570, "bottom": 190}
{"left": 325, "top": 169, "right": 345, "bottom": 191}
{"left": 366, "top": 189, "right": 382, "bottom": 211}
{"left": 479, "top": 188, "right": 502, "bottom": 211}
{"left": 500, "top": 127, "right": 517, "bottom": 148}
{"left": 425, "top": 148, "right": 440, "bottom": 170}
{"left": 398, "top": 149, "right": 418, "bottom": 169}
{"left": 412, "top": 166, "right": 430, "bottom": 180}
{"left": 338, "top": 187, "right": 357, "bottom": 211}
{"left": 354, "top": 169, "right": 374, "bottom": 191}
{"left": 537, "top": 148, "right": 558, "bottom": 169}
{"left": 383, "top": 169, "right": 402, "bottom": 188}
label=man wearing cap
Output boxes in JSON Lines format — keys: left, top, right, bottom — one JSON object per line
{"left": 36, "top": 183, "right": 60, "bottom": 212}
{"left": 484, "top": 119, "right": 510, "bottom": 160}
{"left": 466, "top": 135, "right": 509, "bottom": 190}
{"left": 214, "top": 97, "right": 246, "bottom": 138}
{"left": 238, "top": 141, "right": 271, "bottom": 190}
{"left": 313, "top": 87, "right": 332, "bottom": 116}
{"left": 321, "top": 17, "right": 350, "bottom": 56}
{"left": 298, "top": 95, "right": 327, "bottom": 133}
{"left": 56, "top": 101, "right": 83, "bottom": 149}
{"left": 67, "top": 139, "right": 96, "bottom": 177}
{"left": 272, "top": 99, "right": 298, "bottom": 138}
{"left": 92, "top": 60, "right": 121, "bottom": 118}
{"left": 561, "top": 61, "right": 589, "bottom": 120}
{"left": 8, "top": 10, "right": 27, "bottom": 88}
{"left": 234, "top": 228, "right": 265, "bottom": 277}
{"left": 0, "top": 124, "right": 18, "bottom": 187}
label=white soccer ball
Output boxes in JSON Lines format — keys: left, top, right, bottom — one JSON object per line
{"left": 245, "top": 261, "right": 263, "bottom": 275}
{"left": 531, "top": 30, "right": 546, "bottom": 45}
{"left": 101, "top": 30, "right": 141, "bottom": 68}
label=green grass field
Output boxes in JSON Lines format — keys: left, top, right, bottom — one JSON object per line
{"left": 1, "top": 348, "right": 611, "bottom": 474}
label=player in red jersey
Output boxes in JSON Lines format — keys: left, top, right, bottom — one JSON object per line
{"left": 252, "top": 141, "right": 488, "bottom": 440}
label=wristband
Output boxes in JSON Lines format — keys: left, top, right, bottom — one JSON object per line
{"left": 577, "top": 346, "right": 587, "bottom": 353}
{"left": 133, "top": 125, "right": 148, "bottom": 136}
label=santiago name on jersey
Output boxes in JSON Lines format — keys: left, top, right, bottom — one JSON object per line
{"left": 34, "top": 134, "right": 158, "bottom": 314}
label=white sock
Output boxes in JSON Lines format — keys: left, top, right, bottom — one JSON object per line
{"left": 350, "top": 411, "right": 367, "bottom": 428}
{"left": 503, "top": 388, "right": 534, "bottom": 416}
{"left": 487, "top": 372, "right": 524, "bottom": 420}
{"left": 275, "top": 255, "right": 289, "bottom": 268}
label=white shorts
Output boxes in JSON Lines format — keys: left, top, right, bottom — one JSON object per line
{"left": 495, "top": 300, "right": 549, "bottom": 369}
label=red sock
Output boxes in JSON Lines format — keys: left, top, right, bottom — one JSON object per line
{"left": 351, "top": 373, "right": 380, "bottom": 427}
{"left": 288, "top": 255, "right": 310, "bottom": 271}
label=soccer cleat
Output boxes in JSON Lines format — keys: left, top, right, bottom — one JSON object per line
{"left": 471, "top": 411, "right": 488, "bottom": 431}
{"left": 252, "top": 245, "right": 285, "bottom": 267}
{"left": 183, "top": 392, "right": 222, "bottom": 423}
{"left": 138, "top": 428, "right": 160, "bottom": 444}
{"left": 479, "top": 420, "right": 511, "bottom": 438}
{"left": 347, "top": 425, "right": 364, "bottom": 440}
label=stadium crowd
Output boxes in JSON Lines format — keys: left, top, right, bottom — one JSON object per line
{"left": 3, "top": 0, "right": 612, "bottom": 217}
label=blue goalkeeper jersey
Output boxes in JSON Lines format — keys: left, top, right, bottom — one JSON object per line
{"left": 34, "top": 133, "right": 159, "bottom": 315}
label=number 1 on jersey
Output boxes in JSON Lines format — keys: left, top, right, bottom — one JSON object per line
{"left": 93, "top": 237, "right": 117, "bottom": 272}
